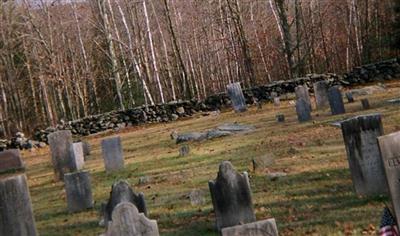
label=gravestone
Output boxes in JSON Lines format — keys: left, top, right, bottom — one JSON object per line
{"left": 82, "top": 141, "right": 91, "bottom": 156}
{"left": 295, "top": 85, "right": 312, "bottom": 110}
{"left": 64, "top": 171, "right": 93, "bottom": 213}
{"left": 361, "top": 98, "right": 370, "bottom": 109}
{"left": 221, "top": 218, "right": 279, "bottom": 236}
{"left": 378, "top": 131, "right": 400, "bottom": 228}
{"left": 295, "top": 98, "right": 312, "bottom": 122}
{"left": 276, "top": 114, "right": 285, "bottom": 123}
{"left": 71, "top": 143, "right": 84, "bottom": 170}
{"left": 101, "top": 136, "right": 124, "bottom": 172}
{"left": 48, "top": 130, "right": 76, "bottom": 180}
{"left": 179, "top": 145, "right": 190, "bottom": 157}
{"left": 0, "top": 149, "right": 25, "bottom": 174}
{"left": 341, "top": 114, "right": 388, "bottom": 196}
{"left": 328, "top": 86, "right": 346, "bottom": 115}
{"left": 313, "top": 81, "right": 329, "bottom": 109}
{"left": 273, "top": 97, "right": 280, "bottom": 107}
{"left": 227, "top": 82, "right": 247, "bottom": 113}
{"left": 209, "top": 161, "right": 256, "bottom": 230}
{"left": 189, "top": 189, "right": 205, "bottom": 206}
{"left": 345, "top": 92, "right": 355, "bottom": 103}
{"left": 105, "top": 202, "right": 159, "bottom": 236}
{"left": 103, "top": 180, "right": 147, "bottom": 227}
{"left": 0, "top": 174, "right": 37, "bottom": 236}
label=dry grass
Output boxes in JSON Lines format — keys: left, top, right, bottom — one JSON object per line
{"left": 22, "top": 81, "right": 400, "bottom": 236}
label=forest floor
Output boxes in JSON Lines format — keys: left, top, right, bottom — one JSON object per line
{"left": 22, "top": 81, "right": 400, "bottom": 236}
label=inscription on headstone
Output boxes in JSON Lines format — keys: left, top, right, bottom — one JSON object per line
{"left": 328, "top": 86, "right": 346, "bottom": 115}
{"left": 313, "top": 81, "right": 329, "bottom": 109}
{"left": 341, "top": 114, "right": 388, "bottom": 196}
{"left": 48, "top": 130, "right": 76, "bottom": 180}
{"left": 378, "top": 131, "right": 400, "bottom": 228}
{"left": 208, "top": 161, "right": 256, "bottom": 230}
{"left": 101, "top": 137, "right": 124, "bottom": 172}
{"left": 64, "top": 171, "right": 93, "bottom": 213}
{"left": 227, "top": 82, "right": 247, "bottom": 113}
{"left": 221, "top": 218, "right": 279, "bottom": 236}
{"left": 0, "top": 149, "right": 25, "bottom": 174}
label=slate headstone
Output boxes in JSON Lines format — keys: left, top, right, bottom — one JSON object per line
{"left": 276, "top": 114, "right": 285, "bottom": 123}
{"left": 328, "top": 86, "right": 346, "bottom": 115}
{"left": 313, "top": 81, "right": 329, "bottom": 109}
{"left": 0, "top": 149, "right": 25, "bottom": 174}
{"left": 345, "top": 92, "right": 355, "bottom": 103}
{"left": 361, "top": 98, "right": 370, "bottom": 110}
{"left": 48, "top": 130, "right": 76, "bottom": 180}
{"left": 221, "top": 218, "right": 279, "bottom": 236}
{"left": 101, "top": 136, "right": 124, "bottom": 172}
{"left": 82, "top": 141, "right": 91, "bottom": 156}
{"left": 208, "top": 161, "right": 256, "bottom": 230}
{"left": 179, "top": 145, "right": 190, "bottom": 157}
{"left": 71, "top": 143, "right": 84, "bottom": 170}
{"left": 64, "top": 171, "right": 93, "bottom": 213}
{"left": 341, "top": 114, "right": 388, "bottom": 196}
{"left": 0, "top": 174, "right": 37, "bottom": 236}
{"left": 104, "top": 202, "right": 159, "bottom": 236}
{"left": 378, "top": 131, "right": 400, "bottom": 228}
{"left": 295, "top": 98, "right": 312, "bottom": 122}
{"left": 295, "top": 85, "right": 312, "bottom": 110}
{"left": 227, "top": 82, "right": 247, "bottom": 113}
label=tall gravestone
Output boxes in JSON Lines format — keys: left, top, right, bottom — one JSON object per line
{"left": 71, "top": 143, "right": 84, "bottom": 170}
{"left": 64, "top": 171, "right": 93, "bottom": 213}
{"left": 341, "top": 114, "right": 388, "bottom": 196}
{"left": 0, "top": 149, "right": 25, "bottom": 174}
{"left": 101, "top": 137, "right": 124, "bottom": 172}
{"left": 313, "top": 81, "right": 329, "bottom": 109}
{"left": 361, "top": 98, "right": 370, "bottom": 109}
{"left": 105, "top": 202, "right": 159, "bottom": 236}
{"left": 295, "top": 85, "right": 312, "bottom": 110}
{"left": 227, "top": 82, "right": 247, "bottom": 113}
{"left": 378, "top": 131, "right": 400, "bottom": 228}
{"left": 209, "top": 161, "right": 256, "bottom": 230}
{"left": 295, "top": 98, "right": 312, "bottom": 122}
{"left": 0, "top": 174, "right": 37, "bottom": 236}
{"left": 345, "top": 92, "right": 355, "bottom": 103}
{"left": 48, "top": 130, "right": 76, "bottom": 180}
{"left": 221, "top": 218, "right": 279, "bottom": 236}
{"left": 328, "top": 86, "right": 346, "bottom": 115}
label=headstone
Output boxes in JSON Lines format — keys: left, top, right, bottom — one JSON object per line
{"left": 82, "top": 141, "right": 91, "bottom": 156}
{"left": 341, "top": 114, "right": 388, "bottom": 196}
{"left": 101, "top": 136, "right": 124, "bottom": 172}
{"left": 345, "top": 92, "right": 355, "bottom": 103}
{"left": 295, "top": 98, "right": 312, "bottom": 122}
{"left": 189, "top": 189, "right": 205, "bottom": 206}
{"left": 328, "top": 86, "right": 345, "bottom": 115}
{"left": 295, "top": 85, "right": 312, "bottom": 110}
{"left": 71, "top": 143, "right": 84, "bottom": 170}
{"left": 0, "top": 174, "right": 37, "bottom": 236}
{"left": 208, "top": 161, "right": 256, "bottom": 230}
{"left": 361, "top": 98, "right": 370, "bottom": 109}
{"left": 105, "top": 202, "right": 159, "bottom": 236}
{"left": 179, "top": 145, "right": 190, "bottom": 157}
{"left": 48, "top": 130, "right": 76, "bottom": 180}
{"left": 0, "top": 149, "right": 25, "bottom": 174}
{"left": 273, "top": 97, "right": 280, "bottom": 107}
{"left": 64, "top": 171, "right": 93, "bottom": 213}
{"left": 221, "top": 218, "right": 279, "bottom": 236}
{"left": 313, "top": 81, "right": 329, "bottom": 109}
{"left": 276, "top": 114, "right": 285, "bottom": 123}
{"left": 227, "top": 82, "right": 247, "bottom": 113}
{"left": 104, "top": 180, "right": 147, "bottom": 227}
{"left": 378, "top": 131, "right": 400, "bottom": 228}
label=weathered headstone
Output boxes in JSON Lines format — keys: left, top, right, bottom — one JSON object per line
{"left": 209, "top": 161, "right": 256, "bottom": 230}
{"left": 313, "top": 81, "right": 329, "bottom": 109}
{"left": 295, "top": 98, "right": 312, "bottom": 122}
{"left": 328, "top": 86, "right": 346, "bottom": 115}
{"left": 179, "top": 145, "right": 190, "bottom": 157}
{"left": 273, "top": 97, "right": 280, "bottom": 107}
{"left": 101, "top": 137, "right": 124, "bottom": 172}
{"left": 0, "top": 149, "right": 25, "bottom": 174}
{"left": 48, "top": 130, "right": 76, "bottom": 180}
{"left": 345, "top": 92, "right": 355, "bottom": 103}
{"left": 64, "top": 171, "right": 93, "bottom": 213}
{"left": 82, "top": 141, "right": 91, "bottom": 156}
{"left": 378, "top": 131, "right": 400, "bottom": 228}
{"left": 221, "top": 218, "right": 279, "bottom": 236}
{"left": 295, "top": 85, "right": 312, "bottom": 110}
{"left": 189, "top": 189, "right": 205, "bottom": 206}
{"left": 227, "top": 82, "right": 247, "bottom": 113}
{"left": 0, "top": 174, "right": 37, "bottom": 236}
{"left": 361, "top": 98, "right": 370, "bottom": 110}
{"left": 341, "top": 114, "right": 388, "bottom": 196}
{"left": 103, "top": 180, "right": 147, "bottom": 227}
{"left": 71, "top": 143, "right": 84, "bottom": 170}
{"left": 104, "top": 202, "right": 159, "bottom": 236}
{"left": 276, "top": 114, "right": 285, "bottom": 123}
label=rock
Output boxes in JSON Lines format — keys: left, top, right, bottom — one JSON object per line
{"left": 206, "top": 129, "right": 232, "bottom": 139}
{"left": 176, "top": 132, "right": 207, "bottom": 144}
{"left": 221, "top": 218, "right": 279, "bottom": 236}
{"left": 267, "top": 172, "right": 287, "bottom": 181}
{"left": 138, "top": 176, "right": 150, "bottom": 185}
{"left": 171, "top": 114, "right": 179, "bottom": 121}
{"left": 217, "top": 123, "right": 255, "bottom": 132}
{"left": 188, "top": 189, "right": 205, "bottom": 206}
{"left": 350, "top": 85, "right": 386, "bottom": 96}
{"left": 170, "top": 130, "right": 178, "bottom": 140}
{"left": 176, "top": 107, "right": 185, "bottom": 115}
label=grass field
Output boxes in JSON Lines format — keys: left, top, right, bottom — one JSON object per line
{"left": 22, "top": 82, "right": 400, "bottom": 236}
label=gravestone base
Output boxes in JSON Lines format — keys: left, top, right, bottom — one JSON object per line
{"left": 221, "top": 218, "right": 278, "bottom": 236}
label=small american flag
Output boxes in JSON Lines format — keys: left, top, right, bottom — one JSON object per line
{"left": 379, "top": 207, "right": 399, "bottom": 236}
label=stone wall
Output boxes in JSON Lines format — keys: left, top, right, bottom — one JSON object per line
{"left": 2, "top": 58, "right": 399, "bottom": 148}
